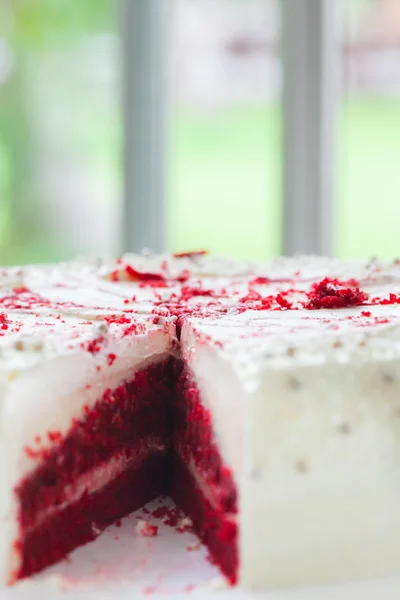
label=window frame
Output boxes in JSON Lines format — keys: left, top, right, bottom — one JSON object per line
{"left": 282, "top": 0, "right": 338, "bottom": 256}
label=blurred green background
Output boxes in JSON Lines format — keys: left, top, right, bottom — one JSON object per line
{"left": 0, "top": 0, "right": 399, "bottom": 265}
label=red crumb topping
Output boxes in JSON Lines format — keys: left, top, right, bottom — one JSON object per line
{"left": 104, "top": 315, "right": 131, "bottom": 326}
{"left": 180, "top": 286, "right": 214, "bottom": 301}
{"left": 238, "top": 288, "right": 293, "bottom": 311}
{"left": 275, "top": 293, "right": 292, "bottom": 309}
{"left": 371, "top": 293, "right": 400, "bottom": 305}
{"left": 125, "top": 265, "right": 166, "bottom": 282}
{"left": 173, "top": 250, "right": 208, "bottom": 259}
{"left": 0, "top": 288, "right": 84, "bottom": 314}
{"left": 250, "top": 276, "right": 271, "bottom": 285}
{"left": 85, "top": 337, "right": 104, "bottom": 354}
{"left": 137, "top": 522, "right": 158, "bottom": 537}
{"left": 0, "top": 312, "right": 9, "bottom": 330}
{"left": 123, "top": 322, "right": 142, "bottom": 337}
{"left": 361, "top": 311, "right": 372, "bottom": 317}
{"left": 139, "top": 280, "right": 169, "bottom": 288}
{"left": 176, "top": 269, "right": 191, "bottom": 283}
{"left": 305, "top": 278, "right": 368, "bottom": 310}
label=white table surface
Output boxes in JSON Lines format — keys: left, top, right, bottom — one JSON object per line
{"left": 4, "top": 497, "right": 400, "bottom": 600}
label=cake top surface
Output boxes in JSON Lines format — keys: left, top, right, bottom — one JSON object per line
{"left": 1, "top": 252, "right": 400, "bottom": 376}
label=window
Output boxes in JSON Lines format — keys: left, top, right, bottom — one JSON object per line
{"left": 167, "top": 0, "right": 282, "bottom": 260}
{"left": 338, "top": 0, "right": 400, "bottom": 259}
{"left": 1, "top": 0, "right": 398, "bottom": 265}
{"left": 0, "top": 1, "right": 121, "bottom": 265}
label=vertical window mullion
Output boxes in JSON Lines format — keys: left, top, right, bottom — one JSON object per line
{"left": 282, "top": 0, "right": 338, "bottom": 256}
{"left": 121, "top": 0, "right": 169, "bottom": 254}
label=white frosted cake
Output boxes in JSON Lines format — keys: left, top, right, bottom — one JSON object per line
{"left": 1, "top": 252, "right": 400, "bottom": 587}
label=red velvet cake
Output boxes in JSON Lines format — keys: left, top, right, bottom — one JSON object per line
{"left": 2, "top": 253, "right": 400, "bottom": 588}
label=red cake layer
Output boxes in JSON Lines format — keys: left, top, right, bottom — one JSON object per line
{"left": 170, "top": 366, "right": 239, "bottom": 584}
{"left": 14, "top": 360, "right": 175, "bottom": 581}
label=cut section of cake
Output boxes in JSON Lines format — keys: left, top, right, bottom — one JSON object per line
{"left": 170, "top": 358, "right": 239, "bottom": 583}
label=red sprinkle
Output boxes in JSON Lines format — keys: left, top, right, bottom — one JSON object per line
{"left": 0, "top": 313, "right": 9, "bottom": 330}
{"left": 86, "top": 337, "right": 104, "bottom": 354}
{"left": 250, "top": 276, "right": 271, "bottom": 285}
{"left": 139, "top": 280, "right": 169, "bottom": 288}
{"left": 137, "top": 522, "right": 158, "bottom": 537}
{"left": 125, "top": 265, "right": 165, "bottom": 282}
{"left": 275, "top": 293, "right": 292, "bottom": 309}
{"left": 371, "top": 293, "right": 400, "bottom": 306}
{"left": 123, "top": 322, "right": 142, "bottom": 337}
{"left": 173, "top": 250, "right": 208, "bottom": 259}
{"left": 104, "top": 315, "right": 131, "bottom": 326}
{"left": 176, "top": 269, "right": 190, "bottom": 283}
{"left": 180, "top": 287, "right": 214, "bottom": 301}
{"left": 238, "top": 289, "right": 293, "bottom": 311}
{"left": 107, "top": 353, "right": 117, "bottom": 366}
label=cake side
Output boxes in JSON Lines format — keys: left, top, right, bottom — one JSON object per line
{"left": 242, "top": 357, "right": 400, "bottom": 587}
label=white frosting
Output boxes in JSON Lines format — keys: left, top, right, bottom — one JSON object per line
{"left": 2, "top": 253, "right": 400, "bottom": 587}
{"left": 181, "top": 293, "right": 400, "bottom": 586}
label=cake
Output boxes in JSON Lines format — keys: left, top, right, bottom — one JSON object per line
{"left": 1, "top": 252, "right": 400, "bottom": 588}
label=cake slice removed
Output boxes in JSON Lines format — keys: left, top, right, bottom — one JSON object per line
{"left": 176, "top": 303, "right": 400, "bottom": 587}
